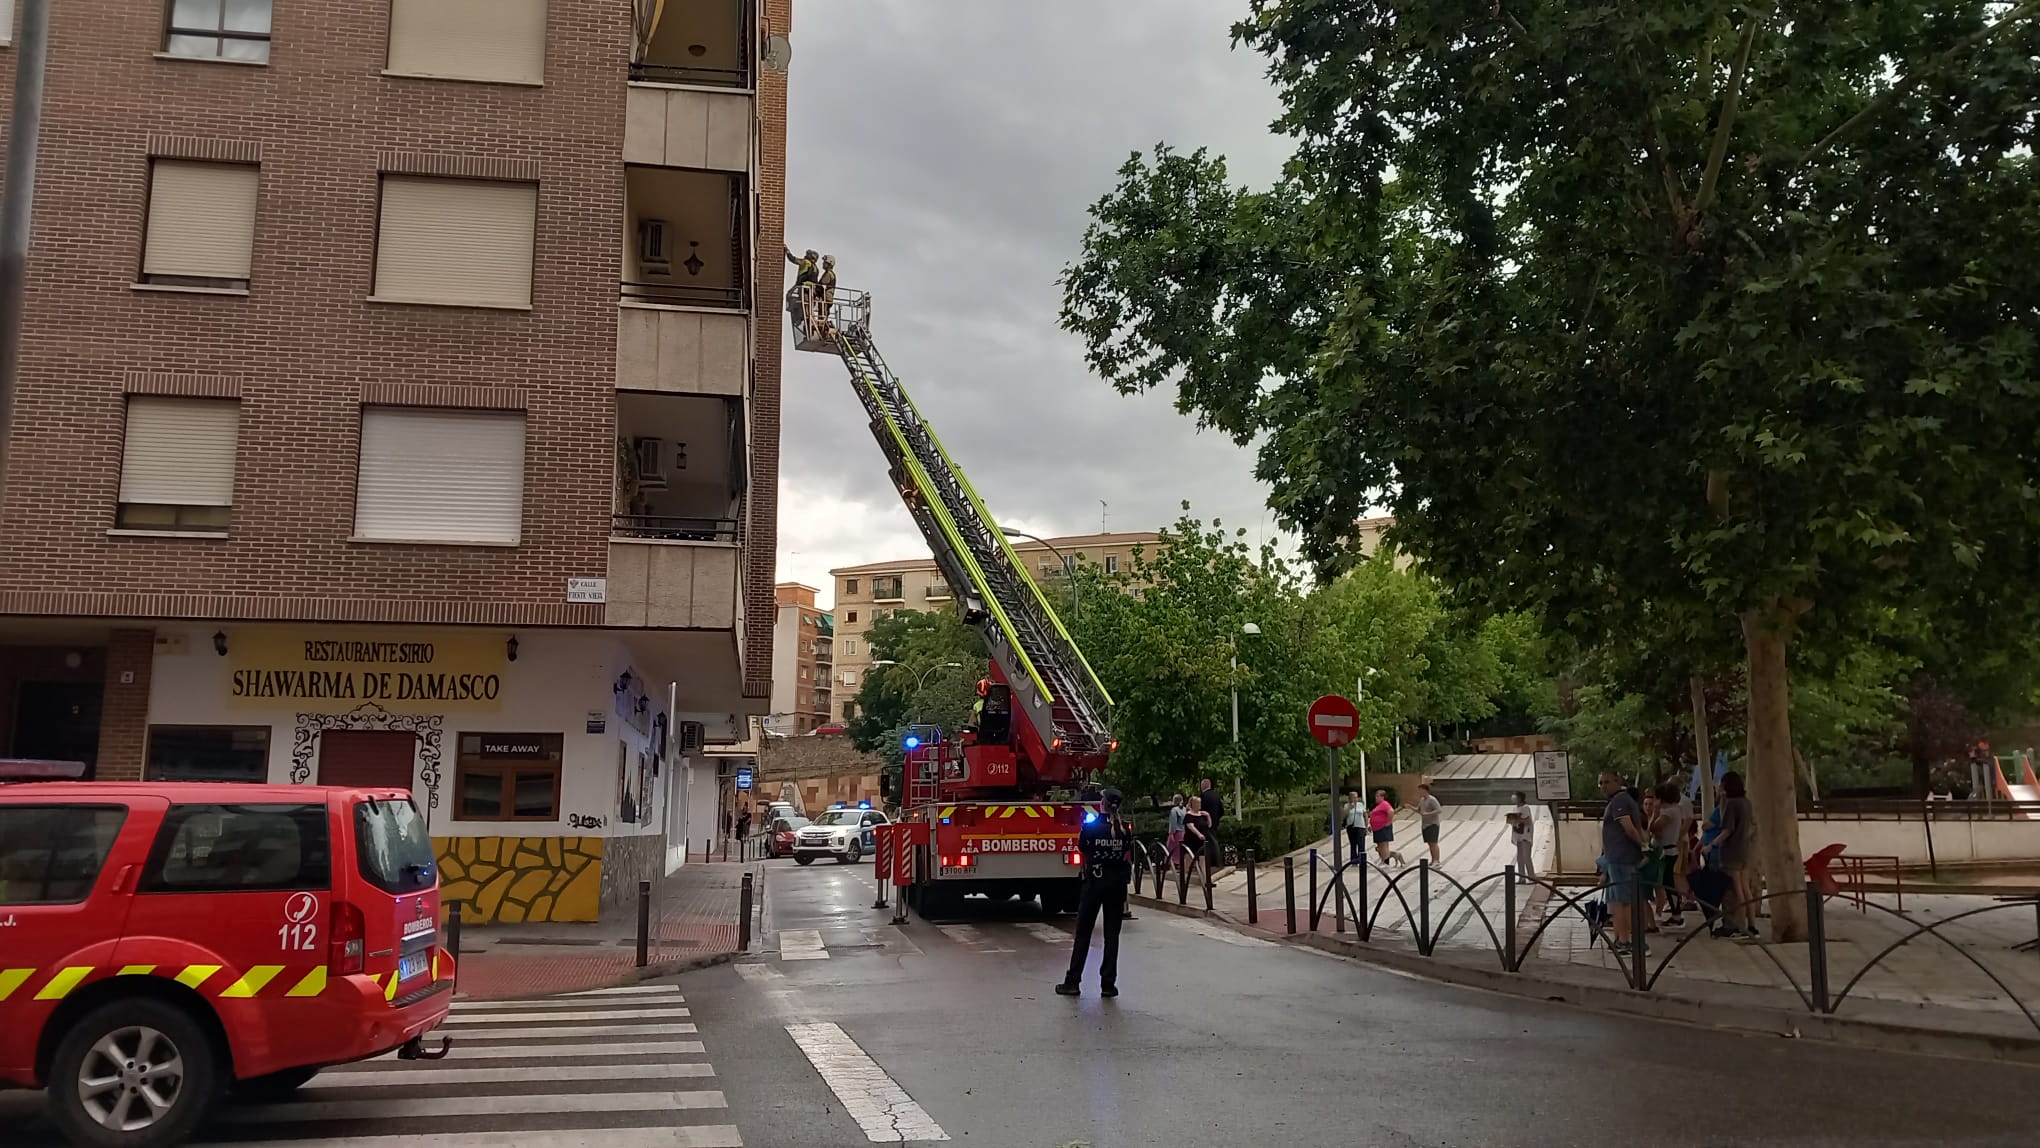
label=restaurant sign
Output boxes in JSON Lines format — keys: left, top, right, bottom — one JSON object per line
{"left": 229, "top": 631, "right": 508, "bottom": 713}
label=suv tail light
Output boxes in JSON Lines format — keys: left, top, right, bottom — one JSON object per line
{"left": 331, "top": 901, "right": 366, "bottom": 975}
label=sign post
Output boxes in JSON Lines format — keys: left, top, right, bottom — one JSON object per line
{"left": 1308, "top": 695, "right": 1360, "bottom": 928}
{"left": 1532, "top": 750, "right": 1570, "bottom": 873}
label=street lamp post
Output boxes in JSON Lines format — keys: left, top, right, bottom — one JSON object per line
{"left": 1232, "top": 622, "right": 1262, "bottom": 821}
{"left": 1356, "top": 668, "right": 1375, "bottom": 807}
{"left": 870, "top": 659, "right": 965, "bottom": 722}
{"left": 1000, "top": 527, "right": 1077, "bottom": 623}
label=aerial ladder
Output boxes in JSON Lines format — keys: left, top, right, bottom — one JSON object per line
{"left": 796, "top": 288, "right": 1115, "bottom": 912}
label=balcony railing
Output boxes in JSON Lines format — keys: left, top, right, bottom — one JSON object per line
{"left": 623, "top": 281, "right": 748, "bottom": 309}
{"left": 612, "top": 515, "right": 739, "bottom": 543}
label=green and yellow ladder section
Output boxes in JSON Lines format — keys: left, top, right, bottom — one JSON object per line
{"left": 795, "top": 289, "right": 1113, "bottom": 763}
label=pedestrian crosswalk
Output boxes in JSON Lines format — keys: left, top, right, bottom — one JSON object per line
{"left": 208, "top": 985, "right": 739, "bottom": 1148}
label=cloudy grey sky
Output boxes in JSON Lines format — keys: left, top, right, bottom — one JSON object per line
{"left": 774, "top": 0, "right": 1293, "bottom": 604}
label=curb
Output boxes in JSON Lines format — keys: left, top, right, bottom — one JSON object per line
{"left": 1131, "top": 895, "right": 2040, "bottom": 1067}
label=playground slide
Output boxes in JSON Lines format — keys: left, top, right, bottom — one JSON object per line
{"left": 1993, "top": 753, "right": 2040, "bottom": 818}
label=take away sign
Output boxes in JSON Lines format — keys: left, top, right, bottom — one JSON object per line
{"left": 1307, "top": 694, "right": 1359, "bottom": 748}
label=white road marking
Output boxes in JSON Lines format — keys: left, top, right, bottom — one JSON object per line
{"left": 452, "top": 994, "right": 683, "bottom": 1011}
{"left": 559, "top": 985, "right": 686, "bottom": 998}
{"left": 311, "top": 1063, "right": 715, "bottom": 1087}
{"left": 224, "top": 1090, "right": 726, "bottom": 1122}
{"left": 1173, "top": 918, "right": 1275, "bottom": 948}
{"left": 338, "top": 1041, "right": 707, "bottom": 1065}
{"left": 440, "top": 1007, "right": 691, "bottom": 1024}
{"left": 936, "top": 924, "right": 1013, "bottom": 953}
{"left": 216, "top": 1130, "right": 742, "bottom": 1148}
{"left": 779, "top": 929, "right": 830, "bottom": 960}
{"left": 785, "top": 1022, "right": 949, "bottom": 1143}
{"left": 435, "top": 1022, "right": 697, "bottom": 1040}
{"left": 1016, "top": 922, "right": 1066, "bottom": 944}
{"left": 735, "top": 962, "right": 786, "bottom": 983}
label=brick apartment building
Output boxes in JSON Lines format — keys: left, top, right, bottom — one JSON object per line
{"left": 769, "top": 581, "right": 830, "bottom": 734}
{"left": 0, "top": 0, "right": 793, "bottom": 923}
{"left": 828, "top": 531, "right": 1162, "bottom": 724}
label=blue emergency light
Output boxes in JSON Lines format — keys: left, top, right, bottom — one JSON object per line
{"left": 859, "top": 801, "right": 872, "bottom": 809}
{"left": 904, "top": 735, "right": 921, "bottom": 750}
{"left": 1083, "top": 810, "right": 1099, "bottom": 825}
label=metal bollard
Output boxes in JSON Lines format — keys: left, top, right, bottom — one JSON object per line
{"left": 1203, "top": 857, "right": 1214, "bottom": 911}
{"left": 1284, "top": 855, "right": 1297, "bottom": 934}
{"left": 446, "top": 900, "right": 463, "bottom": 960}
{"left": 1806, "top": 882, "right": 1830, "bottom": 1013}
{"left": 1356, "top": 855, "right": 1370, "bottom": 942}
{"left": 739, "top": 871, "right": 755, "bottom": 952}
{"left": 1629, "top": 870, "right": 1647, "bottom": 990}
{"left": 1308, "top": 849, "right": 1320, "bottom": 932}
{"left": 723, "top": 838, "right": 729, "bottom": 862}
{"left": 1418, "top": 860, "right": 1430, "bottom": 955}
{"left": 1503, "top": 865, "right": 1517, "bottom": 972}
{"left": 1246, "top": 850, "right": 1258, "bottom": 925}
{"left": 1177, "top": 856, "right": 1189, "bottom": 905}
{"left": 635, "top": 880, "right": 652, "bottom": 968}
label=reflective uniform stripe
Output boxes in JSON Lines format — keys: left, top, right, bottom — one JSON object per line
{"left": 176, "top": 964, "right": 221, "bottom": 989}
{"left": 0, "top": 969, "right": 33, "bottom": 1001}
{"left": 286, "top": 967, "right": 328, "bottom": 997}
{"left": 117, "top": 965, "right": 157, "bottom": 976}
{"left": 34, "top": 966, "right": 94, "bottom": 1000}
{"left": 219, "top": 965, "right": 284, "bottom": 998}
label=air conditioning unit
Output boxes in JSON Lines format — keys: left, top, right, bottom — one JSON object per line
{"left": 633, "top": 437, "right": 666, "bottom": 490}
{"left": 637, "top": 219, "right": 671, "bottom": 275}
{"left": 679, "top": 721, "right": 706, "bottom": 752}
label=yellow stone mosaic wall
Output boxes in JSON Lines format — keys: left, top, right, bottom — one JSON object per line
{"left": 434, "top": 836, "right": 605, "bottom": 924}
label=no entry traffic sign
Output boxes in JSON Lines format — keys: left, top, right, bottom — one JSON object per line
{"left": 1307, "top": 694, "right": 1359, "bottom": 747}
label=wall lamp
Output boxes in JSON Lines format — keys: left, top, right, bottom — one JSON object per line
{"left": 635, "top": 695, "right": 651, "bottom": 715}
{"left": 212, "top": 631, "right": 228, "bottom": 657}
{"left": 614, "top": 670, "right": 633, "bottom": 695}
{"left": 506, "top": 635, "right": 520, "bottom": 662}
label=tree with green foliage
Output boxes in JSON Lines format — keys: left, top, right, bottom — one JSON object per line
{"left": 846, "top": 610, "right": 987, "bottom": 774}
{"left": 1061, "top": 1, "right": 2040, "bottom": 939}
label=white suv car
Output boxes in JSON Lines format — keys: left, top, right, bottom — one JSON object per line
{"left": 793, "top": 805, "right": 889, "bottom": 865}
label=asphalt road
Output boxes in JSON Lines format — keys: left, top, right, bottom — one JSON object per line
{"left": 702, "top": 857, "right": 2040, "bottom": 1147}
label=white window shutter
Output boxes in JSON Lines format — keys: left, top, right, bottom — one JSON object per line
{"left": 119, "top": 397, "right": 240, "bottom": 506}
{"left": 354, "top": 408, "right": 526, "bottom": 544}
{"left": 374, "top": 177, "right": 537, "bottom": 308}
{"left": 143, "top": 161, "right": 260, "bottom": 281}
{"left": 388, "top": 0, "right": 547, "bottom": 84}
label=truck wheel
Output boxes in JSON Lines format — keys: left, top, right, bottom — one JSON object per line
{"left": 48, "top": 997, "right": 219, "bottom": 1148}
{"left": 795, "top": 855, "right": 815, "bottom": 866}
{"left": 232, "top": 1066, "right": 320, "bottom": 1101}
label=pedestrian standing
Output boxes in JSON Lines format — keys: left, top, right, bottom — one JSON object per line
{"left": 1650, "top": 783, "right": 1686, "bottom": 928}
{"left": 1165, "top": 794, "right": 1187, "bottom": 870}
{"left": 1343, "top": 790, "right": 1368, "bottom": 866}
{"left": 1596, "top": 770, "right": 1650, "bottom": 954}
{"left": 1369, "top": 789, "right": 1399, "bottom": 866}
{"left": 1714, "top": 771, "right": 1758, "bottom": 941}
{"left": 1507, "top": 791, "right": 1534, "bottom": 881}
{"left": 1057, "top": 787, "right": 1133, "bottom": 998}
{"left": 1416, "top": 782, "right": 1444, "bottom": 865}
{"left": 1197, "top": 777, "right": 1225, "bottom": 868}
{"left": 735, "top": 805, "right": 752, "bottom": 845}
{"left": 1181, "top": 795, "right": 1212, "bottom": 883}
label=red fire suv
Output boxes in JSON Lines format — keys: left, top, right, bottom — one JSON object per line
{"left": 0, "top": 782, "right": 455, "bottom": 1147}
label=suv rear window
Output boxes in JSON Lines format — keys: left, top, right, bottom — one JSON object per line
{"left": 141, "top": 803, "right": 332, "bottom": 893}
{"left": 0, "top": 805, "right": 128, "bottom": 905}
{"left": 354, "top": 796, "right": 437, "bottom": 894}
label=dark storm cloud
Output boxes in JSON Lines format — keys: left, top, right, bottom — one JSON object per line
{"left": 777, "top": 0, "right": 1293, "bottom": 596}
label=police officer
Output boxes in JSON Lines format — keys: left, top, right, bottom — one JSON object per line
{"left": 1056, "top": 786, "right": 1132, "bottom": 998}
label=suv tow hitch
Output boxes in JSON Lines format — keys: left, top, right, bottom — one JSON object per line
{"left": 398, "top": 1035, "right": 453, "bottom": 1060}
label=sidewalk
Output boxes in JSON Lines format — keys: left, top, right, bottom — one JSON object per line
{"left": 450, "top": 859, "right": 760, "bottom": 999}
{"left": 1147, "top": 815, "right": 2040, "bottom": 1056}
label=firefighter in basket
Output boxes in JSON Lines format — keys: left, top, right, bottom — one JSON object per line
{"left": 1056, "top": 786, "right": 1132, "bottom": 998}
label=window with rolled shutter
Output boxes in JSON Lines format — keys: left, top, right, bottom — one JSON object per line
{"left": 354, "top": 407, "right": 526, "bottom": 545}
{"left": 142, "top": 161, "right": 259, "bottom": 288}
{"left": 373, "top": 177, "right": 537, "bottom": 309}
{"left": 116, "top": 397, "right": 239, "bottom": 533}
{"left": 387, "top": 0, "right": 547, "bottom": 85}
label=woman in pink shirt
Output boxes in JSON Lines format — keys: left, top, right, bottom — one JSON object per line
{"left": 1369, "top": 789, "right": 1400, "bottom": 866}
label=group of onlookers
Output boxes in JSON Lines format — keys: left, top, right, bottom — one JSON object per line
{"left": 1162, "top": 777, "right": 1228, "bottom": 880}
{"left": 1596, "top": 768, "right": 1759, "bottom": 954}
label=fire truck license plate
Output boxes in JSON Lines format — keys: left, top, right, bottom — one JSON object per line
{"left": 398, "top": 954, "right": 430, "bottom": 983}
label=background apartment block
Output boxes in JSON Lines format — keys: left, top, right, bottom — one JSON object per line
{"left": 0, "top": 0, "right": 792, "bottom": 923}
{"left": 769, "top": 582, "right": 831, "bottom": 734}
{"left": 827, "top": 531, "right": 1161, "bottom": 723}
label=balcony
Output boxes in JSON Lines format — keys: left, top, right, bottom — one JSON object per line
{"left": 604, "top": 540, "right": 738, "bottom": 630}
{"left": 631, "top": 0, "right": 753, "bottom": 88}
{"left": 609, "top": 391, "right": 746, "bottom": 629}
{"left": 622, "top": 167, "right": 751, "bottom": 311}
{"left": 871, "top": 578, "right": 905, "bottom": 604}
{"left": 925, "top": 584, "right": 954, "bottom": 602}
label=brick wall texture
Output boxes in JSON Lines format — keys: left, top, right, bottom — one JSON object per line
{"left": 95, "top": 629, "right": 156, "bottom": 781}
{"left": 744, "top": 0, "right": 792, "bottom": 699}
{"left": 0, "top": 0, "right": 785, "bottom": 674}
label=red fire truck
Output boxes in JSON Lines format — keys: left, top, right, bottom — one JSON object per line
{"left": 797, "top": 292, "right": 1117, "bottom": 915}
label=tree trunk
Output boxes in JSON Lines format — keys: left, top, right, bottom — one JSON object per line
{"left": 1690, "top": 675, "right": 1714, "bottom": 818}
{"left": 1741, "top": 603, "right": 1808, "bottom": 942}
